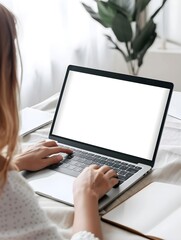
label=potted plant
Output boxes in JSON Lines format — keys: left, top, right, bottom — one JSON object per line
{"left": 82, "top": 0, "right": 167, "bottom": 75}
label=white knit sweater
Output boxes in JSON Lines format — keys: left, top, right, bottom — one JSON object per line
{"left": 0, "top": 171, "right": 99, "bottom": 240}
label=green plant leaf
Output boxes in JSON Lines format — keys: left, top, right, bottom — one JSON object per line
{"left": 109, "top": 0, "right": 135, "bottom": 16}
{"left": 112, "top": 13, "right": 132, "bottom": 42}
{"left": 108, "top": 0, "right": 135, "bottom": 22}
{"left": 132, "top": 19, "right": 156, "bottom": 53}
{"left": 137, "top": 32, "right": 157, "bottom": 67}
{"left": 81, "top": 3, "right": 107, "bottom": 27}
{"left": 98, "top": 1, "right": 116, "bottom": 27}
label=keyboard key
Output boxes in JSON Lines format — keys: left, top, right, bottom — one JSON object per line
{"left": 119, "top": 165, "right": 128, "bottom": 170}
{"left": 74, "top": 167, "right": 83, "bottom": 172}
{"left": 125, "top": 172, "right": 133, "bottom": 179}
{"left": 112, "top": 163, "right": 120, "bottom": 169}
{"left": 127, "top": 167, "right": 139, "bottom": 174}
{"left": 68, "top": 165, "right": 76, "bottom": 170}
{"left": 134, "top": 166, "right": 142, "bottom": 170}
{"left": 84, "top": 159, "right": 93, "bottom": 165}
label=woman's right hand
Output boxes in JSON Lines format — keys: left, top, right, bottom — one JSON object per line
{"left": 73, "top": 165, "right": 119, "bottom": 239}
{"left": 73, "top": 164, "right": 119, "bottom": 201}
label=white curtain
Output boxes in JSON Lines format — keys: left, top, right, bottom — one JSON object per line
{"left": 1, "top": 0, "right": 120, "bottom": 108}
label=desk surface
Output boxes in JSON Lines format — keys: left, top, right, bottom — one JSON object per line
{"left": 22, "top": 92, "right": 181, "bottom": 240}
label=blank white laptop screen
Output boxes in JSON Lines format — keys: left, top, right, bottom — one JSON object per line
{"left": 52, "top": 71, "right": 169, "bottom": 160}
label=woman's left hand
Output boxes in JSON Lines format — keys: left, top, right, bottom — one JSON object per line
{"left": 14, "top": 140, "right": 72, "bottom": 171}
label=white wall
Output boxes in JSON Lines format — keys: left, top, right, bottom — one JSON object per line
{"left": 140, "top": 50, "right": 181, "bottom": 91}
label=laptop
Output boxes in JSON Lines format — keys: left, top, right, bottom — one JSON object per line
{"left": 24, "top": 65, "right": 173, "bottom": 210}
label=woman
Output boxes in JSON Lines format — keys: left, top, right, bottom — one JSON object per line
{"left": 0, "top": 4, "right": 118, "bottom": 240}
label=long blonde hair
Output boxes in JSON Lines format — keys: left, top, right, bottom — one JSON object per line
{"left": 0, "top": 4, "right": 19, "bottom": 187}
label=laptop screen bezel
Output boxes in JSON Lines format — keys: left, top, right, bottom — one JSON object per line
{"left": 49, "top": 65, "right": 173, "bottom": 168}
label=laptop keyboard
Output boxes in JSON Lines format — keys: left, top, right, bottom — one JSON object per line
{"left": 49, "top": 148, "right": 142, "bottom": 186}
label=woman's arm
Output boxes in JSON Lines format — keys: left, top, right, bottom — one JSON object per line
{"left": 14, "top": 141, "right": 118, "bottom": 239}
{"left": 73, "top": 189, "right": 101, "bottom": 239}
{"left": 73, "top": 165, "right": 119, "bottom": 240}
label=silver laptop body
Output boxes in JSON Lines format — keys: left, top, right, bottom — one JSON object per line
{"left": 24, "top": 65, "right": 173, "bottom": 210}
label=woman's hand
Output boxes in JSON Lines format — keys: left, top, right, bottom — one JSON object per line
{"left": 74, "top": 164, "right": 119, "bottom": 201}
{"left": 14, "top": 140, "right": 72, "bottom": 171}
{"left": 73, "top": 165, "right": 119, "bottom": 240}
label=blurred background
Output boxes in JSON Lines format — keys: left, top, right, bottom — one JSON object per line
{"left": 2, "top": 0, "right": 181, "bottom": 108}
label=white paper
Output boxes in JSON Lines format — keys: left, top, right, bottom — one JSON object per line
{"left": 148, "top": 207, "right": 181, "bottom": 240}
{"left": 19, "top": 107, "right": 53, "bottom": 137}
{"left": 102, "top": 182, "right": 181, "bottom": 238}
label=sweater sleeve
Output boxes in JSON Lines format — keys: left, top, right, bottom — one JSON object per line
{"left": 71, "top": 231, "right": 99, "bottom": 240}
{"left": 0, "top": 171, "right": 99, "bottom": 240}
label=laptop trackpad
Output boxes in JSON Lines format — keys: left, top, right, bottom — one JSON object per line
{"left": 25, "top": 169, "right": 75, "bottom": 205}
